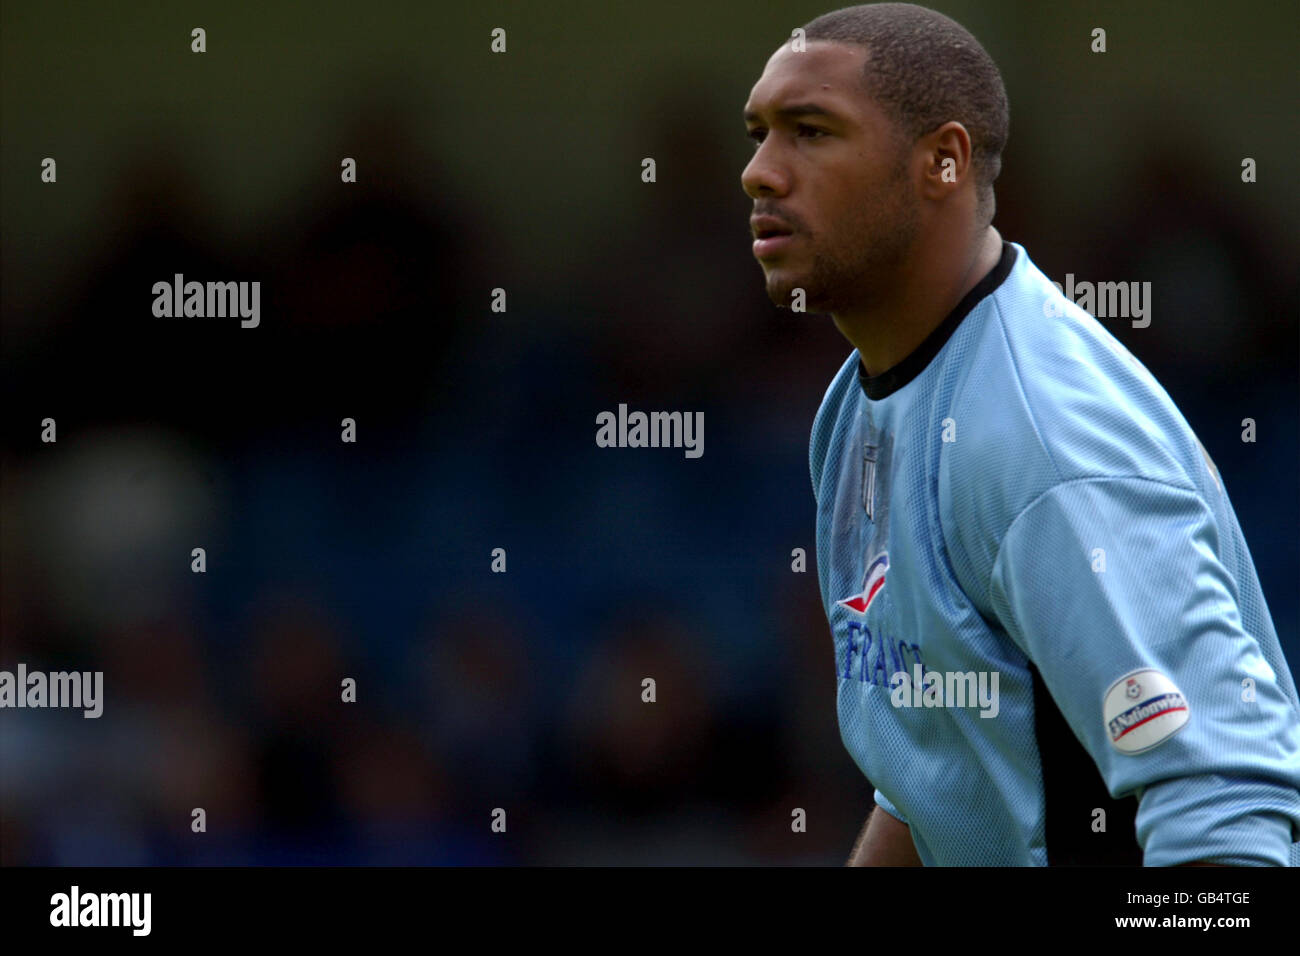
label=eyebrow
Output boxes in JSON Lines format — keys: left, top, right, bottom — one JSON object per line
{"left": 743, "top": 103, "right": 839, "bottom": 125}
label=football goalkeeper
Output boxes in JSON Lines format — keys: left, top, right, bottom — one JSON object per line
{"left": 741, "top": 3, "right": 1300, "bottom": 865}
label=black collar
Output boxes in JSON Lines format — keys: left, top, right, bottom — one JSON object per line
{"left": 858, "top": 240, "right": 1017, "bottom": 400}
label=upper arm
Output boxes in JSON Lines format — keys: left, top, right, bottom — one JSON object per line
{"left": 989, "top": 476, "right": 1300, "bottom": 866}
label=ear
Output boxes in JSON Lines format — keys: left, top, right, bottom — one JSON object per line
{"left": 917, "top": 121, "right": 973, "bottom": 203}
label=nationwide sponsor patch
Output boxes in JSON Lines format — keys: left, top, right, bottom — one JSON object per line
{"left": 1102, "top": 668, "right": 1190, "bottom": 755}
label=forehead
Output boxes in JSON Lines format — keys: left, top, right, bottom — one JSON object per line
{"left": 744, "top": 41, "right": 870, "bottom": 119}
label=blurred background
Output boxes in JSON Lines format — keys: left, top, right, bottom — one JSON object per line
{"left": 2, "top": 0, "right": 1296, "bottom": 864}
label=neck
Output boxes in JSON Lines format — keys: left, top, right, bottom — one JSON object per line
{"left": 833, "top": 224, "right": 1003, "bottom": 378}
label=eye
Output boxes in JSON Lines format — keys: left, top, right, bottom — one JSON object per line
{"left": 747, "top": 124, "right": 827, "bottom": 147}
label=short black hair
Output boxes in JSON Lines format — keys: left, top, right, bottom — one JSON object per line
{"left": 802, "top": 3, "right": 1009, "bottom": 225}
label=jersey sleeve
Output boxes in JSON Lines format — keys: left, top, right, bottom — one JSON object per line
{"left": 988, "top": 475, "right": 1300, "bottom": 866}
{"left": 874, "top": 788, "right": 908, "bottom": 825}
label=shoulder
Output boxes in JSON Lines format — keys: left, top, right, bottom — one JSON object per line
{"left": 940, "top": 245, "right": 1204, "bottom": 584}
{"left": 944, "top": 244, "right": 1197, "bottom": 493}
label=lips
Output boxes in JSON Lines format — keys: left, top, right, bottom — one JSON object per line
{"left": 753, "top": 234, "right": 795, "bottom": 258}
{"left": 751, "top": 215, "right": 796, "bottom": 259}
{"left": 750, "top": 215, "right": 794, "bottom": 240}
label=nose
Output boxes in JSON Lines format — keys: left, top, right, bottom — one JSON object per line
{"left": 741, "top": 142, "right": 791, "bottom": 199}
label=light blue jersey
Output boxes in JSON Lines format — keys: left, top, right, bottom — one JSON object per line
{"left": 810, "top": 240, "right": 1300, "bottom": 866}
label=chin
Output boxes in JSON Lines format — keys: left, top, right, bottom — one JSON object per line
{"left": 765, "top": 271, "right": 804, "bottom": 306}
{"left": 767, "top": 275, "right": 824, "bottom": 312}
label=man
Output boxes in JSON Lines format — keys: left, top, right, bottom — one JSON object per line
{"left": 741, "top": 3, "right": 1300, "bottom": 865}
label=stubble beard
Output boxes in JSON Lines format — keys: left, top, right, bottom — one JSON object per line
{"left": 768, "top": 165, "right": 919, "bottom": 314}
